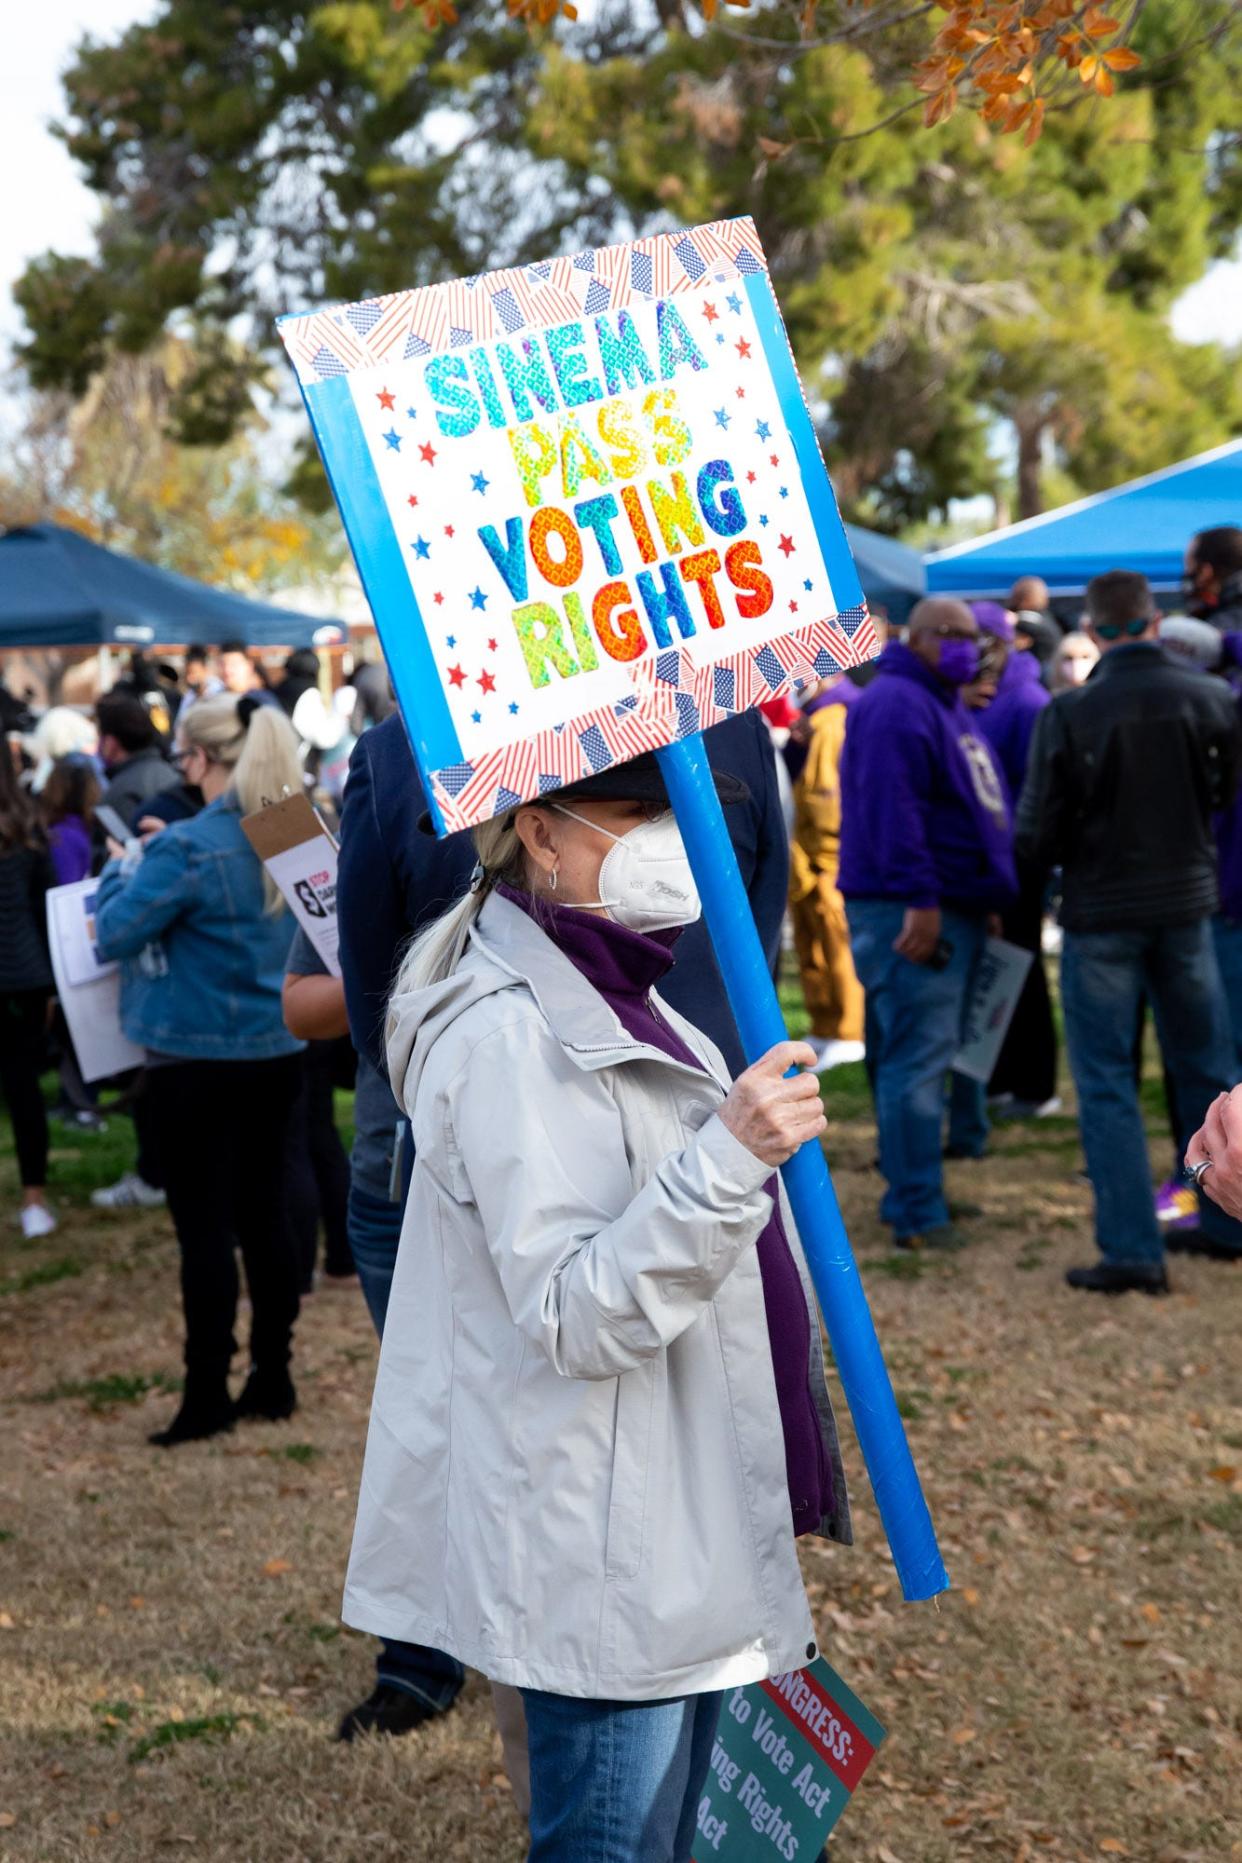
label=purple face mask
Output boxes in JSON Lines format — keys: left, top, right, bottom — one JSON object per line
{"left": 937, "top": 637, "right": 979, "bottom": 685}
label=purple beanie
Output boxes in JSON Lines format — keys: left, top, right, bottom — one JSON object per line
{"left": 971, "top": 601, "right": 1015, "bottom": 643}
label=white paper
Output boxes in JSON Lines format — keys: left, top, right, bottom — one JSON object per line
{"left": 264, "top": 834, "right": 341, "bottom": 977}
{"left": 46, "top": 882, "right": 144, "bottom": 1083}
{"left": 952, "top": 936, "right": 1034, "bottom": 1083}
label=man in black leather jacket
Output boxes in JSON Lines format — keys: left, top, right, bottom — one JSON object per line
{"left": 1018, "top": 570, "right": 1242, "bottom": 1295}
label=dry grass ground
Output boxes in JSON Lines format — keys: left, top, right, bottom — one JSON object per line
{"left": 3, "top": 1022, "right": 1242, "bottom": 1862}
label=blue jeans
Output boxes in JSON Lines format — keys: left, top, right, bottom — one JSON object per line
{"left": 847, "top": 899, "right": 988, "bottom": 1237}
{"left": 347, "top": 1178, "right": 465, "bottom": 1710}
{"left": 1061, "top": 921, "right": 1242, "bottom": 1265}
{"left": 1211, "top": 914, "right": 1242, "bottom": 1080}
{"left": 521, "top": 1688, "right": 722, "bottom": 1863}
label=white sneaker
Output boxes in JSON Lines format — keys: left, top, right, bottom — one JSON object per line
{"left": 20, "top": 1204, "right": 57, "bottom": 1239}
{"left": 815, "top": 1038, "right": 866, "bottom": 1072}
{"left": 90, "top": 1173, "right": 167, "bottom": 1210}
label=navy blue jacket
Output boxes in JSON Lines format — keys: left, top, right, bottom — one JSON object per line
{"left": 337, "top": 710, "right": 788, "bottom": 1080}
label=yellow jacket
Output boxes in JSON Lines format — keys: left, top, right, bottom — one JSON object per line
{"left": 789, "top": 695, "right": 851, "bottom": 903}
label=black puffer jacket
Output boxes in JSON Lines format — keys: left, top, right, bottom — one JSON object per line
{"left": 1017, "top": 642, "right": 1242, "bottom": 932}
{"left": 0, "top": 845, "right": 55, "bottom": 993}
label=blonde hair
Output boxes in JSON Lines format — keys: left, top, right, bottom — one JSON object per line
{"left": 397, "top": 814, "right": 537, "bottom": 994}
{"left": 180, "top": 696, "right": 306, "bottom": 913}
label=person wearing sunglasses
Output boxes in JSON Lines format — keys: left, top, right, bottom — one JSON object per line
{"left": 1018, "top": 569, "right": 1242, "bottom": 1294}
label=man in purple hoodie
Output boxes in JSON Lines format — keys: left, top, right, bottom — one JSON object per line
{"left": 839, "top": 599, "right": 1017, "bottom": 1249}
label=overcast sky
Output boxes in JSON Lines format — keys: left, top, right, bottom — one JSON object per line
{"left": 4, "top": 7, "right": 1240, "bottom": 351}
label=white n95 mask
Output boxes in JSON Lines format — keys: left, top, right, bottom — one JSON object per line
{"left": 554, "top": 806, "right": 702, "bottom": 933}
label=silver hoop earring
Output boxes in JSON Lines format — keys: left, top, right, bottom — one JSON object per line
{"left": 549, "top": 868, "right": 558, "bottom": 893}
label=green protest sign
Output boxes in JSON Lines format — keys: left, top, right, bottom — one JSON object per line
{"left": 693, "top": 1660, "right": 886, "bottom": 1862}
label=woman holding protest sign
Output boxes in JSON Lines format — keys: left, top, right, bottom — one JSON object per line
{"left": 344, "top": 751, "right": 851, "bottom": 1862}
{"left": 94, "top": 696, "right": 307, "bottom": 1447}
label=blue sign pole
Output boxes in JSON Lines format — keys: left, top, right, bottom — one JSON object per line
{"left": 656, "top": 731, "right": 949, "bottom": 1604}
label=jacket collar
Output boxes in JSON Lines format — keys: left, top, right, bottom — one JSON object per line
{"left": 469, "top": 892, "right": 727, "bottom": 1090}
{"left": 1087, "top": 641, "right": 1166, "bottom": 680}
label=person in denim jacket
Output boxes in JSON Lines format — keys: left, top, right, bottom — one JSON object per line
{"left": 95, "top": 697, "right": 306, "bottom": 1445}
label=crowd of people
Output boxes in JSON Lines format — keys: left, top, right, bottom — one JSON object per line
{"left": 3, "top": 523, "right": 1242, "bottom": 1858}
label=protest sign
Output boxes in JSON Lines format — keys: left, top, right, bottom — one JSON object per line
{"left": 693, "top": 1660, "right": 886, "bottom": 1862}
{"left": 278, "top": 218, "right": 875, "bottom": 833}
{"left": 280, "top": 219, "right": 949, "bottom": 1603}
{"left": 953, "top": 936, "right": 1034, "bottom": 1083}
{"left": 46, "top": 881, "right": 144, "bottom": 1083}
{"left": 241, "top": 792, "right": 341, "bottom": 977}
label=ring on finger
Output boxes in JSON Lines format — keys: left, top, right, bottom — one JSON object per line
{"left": 1187, "top": 1158, "right": 1214, "bottom": 1186}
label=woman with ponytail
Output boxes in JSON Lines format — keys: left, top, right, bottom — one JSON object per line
{"left": 95, "top": 695, "right": 307, "bottom": 1446}
{"left": 344, "top": 752, "right": 852, "bottom": 1863}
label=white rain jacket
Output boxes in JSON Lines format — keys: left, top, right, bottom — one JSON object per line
{"left": 342, "top": 892, "right": 851, "bottom": 1700}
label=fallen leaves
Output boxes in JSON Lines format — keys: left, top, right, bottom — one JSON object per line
{"left": 261, "top": 1558, "right": 292, "bottom": 1578}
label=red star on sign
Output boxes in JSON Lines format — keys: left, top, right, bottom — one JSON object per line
{"left": 789, "top": 599, "right": 799, "bottom": 613}
{"left": 702, "top": 301, "right": 719, "bottom": 323}
{"left": 769, "top": 453, "right": 780, "bottom": 467}
{"left": 778, "top": 534, "right": 796, "bottom": 557}
{"left": 447, "top": 664, "right": 466, "bottom": 688}
{"left": 419, "top": 440, "right": 438, "bottom": 465}
{"left": 487, "top": 639, "right": 497, "bottom": 652}
{"left": 478, "top": 669, "right": 497, "bottom": 695}
{"left": 735, "top": 337, "right": 751, "bottom": 359}
{"left": 746, "top": 470, "right": 757, "bottom": 483}
{"left": 433, "top": 592, "right": 444, "bottom": 605}
{"left": 377, "top": 388, "right": 396, "bottom": 410}
{"left": 444, "top": 524, "right": 455, "bottom": 537}
{"left": 735, "top": 386, "right": 746, "bottom": 399}
{"left": 407, "top": 494, "right": 418, "bottom": 507}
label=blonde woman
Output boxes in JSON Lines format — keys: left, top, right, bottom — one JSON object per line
{"left": 95, "top": 697, "right": 307, "bottom": 1446}
{"left": 345, "top": 754, "right": 851, "bottom": 1862}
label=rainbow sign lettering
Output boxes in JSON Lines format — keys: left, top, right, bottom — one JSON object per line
{"left": 278, "top": 217, "right": 873, "bottom": 832}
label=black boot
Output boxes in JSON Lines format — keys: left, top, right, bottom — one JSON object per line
{"left": 148, "top": 1378, "right": 235, "bottom": 1448}
{"left": 1065, "top": 1262, "right": 1170, "bottom": 1296}
{"left": 335, "top": 1683, "right": 448, "bottom": 1743}
{"left": 233, "top": 1365, "right": 297, "bottom": 1422}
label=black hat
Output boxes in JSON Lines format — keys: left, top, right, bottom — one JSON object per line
{"left": 421, "top": 749, "right": 748, "bottom": 834}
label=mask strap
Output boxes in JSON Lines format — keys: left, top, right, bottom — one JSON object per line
{"left": 548, "top": 804, "right": 622, "bottom": 911}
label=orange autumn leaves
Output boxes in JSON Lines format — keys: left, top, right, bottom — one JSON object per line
{"left": 394, "top": 1, "right": 1143, "bottom": 149}
{"left": 916, "top": 3, "right": 1143, "bottom": 142}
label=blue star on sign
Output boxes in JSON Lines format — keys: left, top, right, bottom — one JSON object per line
{"left": 469, "top": 587, "right": 488, "bottom": 611}
{"left": 411, "top": 535, "right": 430, "bottom": 559}
{"left": 726, "top": 292, "right": 742, "bottom": 314}
{"left": 759, "top": 514, "right": 769, "bottom": 528}
{"left": 446, "top": 635, "right": 456, "bottom": 648}
{"left": 407, "top": 407, "right": 417, "bottom": 420}
{"left": 803, "top": 578, "right": 812, "bottom": 592}
{"left": 471, "top": 710, "right": 482, "bottom": 725}
{"left": 715, "top": 332, "right": 725, "bottom": 345}
{"left": 755, "top": 419, "right": 771, "bottom": 441}
{"left": 779, "top": 486, "right": 789, "bottom": 499}
{"left": 509, "top": 702, "right": 520, "bottom": 716}
{"left": 471, "top": 471, "right": 491, "bottom": 495}
{"left": 713, "top": 407, "right": 731, "bottom": 431}
{"left": 383, "top": 428, "right": 402, "bottom": 451}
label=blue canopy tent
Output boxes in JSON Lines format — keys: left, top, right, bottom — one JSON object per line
{"left": 924, "top": 439, "right": 1242, "bottom": 604}
{"left": 844, "top": 523, "right": 926, "bottom": 624}
{"left": 0, "top": 523, "right": 344, "bottom": 650}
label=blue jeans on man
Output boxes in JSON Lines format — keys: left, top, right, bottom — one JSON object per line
{"left": 846, "top": 898, "right": 988, "bottom": 1239}
{"left": 1061, "top": 919, "right": 1242, "bottom": 1265}
{"left": 521, "top": 1687, "right": 722, "bottom": 1863}
{"left": 347, "top": 1173, "right": 465, "bottom": 1713}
